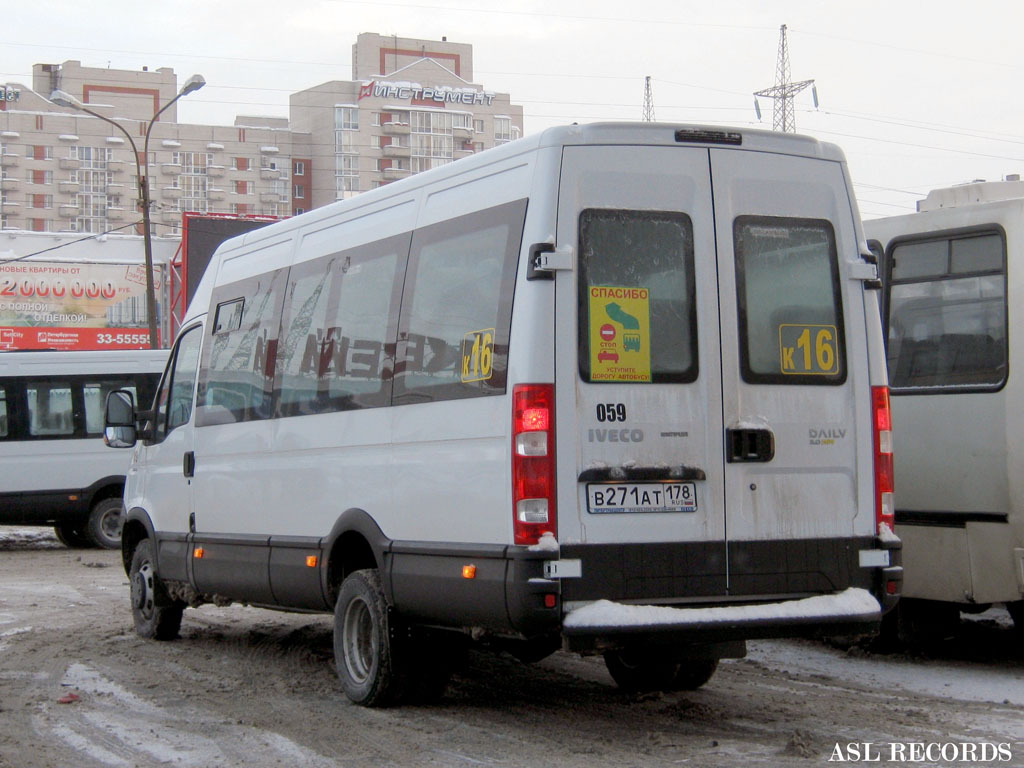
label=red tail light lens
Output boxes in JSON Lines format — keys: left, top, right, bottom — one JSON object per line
{"left": 512, "top": 384, "right": 556, "bottom": 545}
{"left": 872, "top": 386, "right": 894, "bottom": 535}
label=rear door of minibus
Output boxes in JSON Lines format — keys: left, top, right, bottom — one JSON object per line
{"left": 554, "top": 138, "right": 870, "bottom": 605}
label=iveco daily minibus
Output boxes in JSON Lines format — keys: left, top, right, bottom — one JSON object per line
{"left": 105, "top": 123, "right": 901, "bottom": 705}
{"left": 865, "top": 180, "right": 1024, "bottom": 637}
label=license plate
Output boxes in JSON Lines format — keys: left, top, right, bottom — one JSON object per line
{"left": 586, "top": 482, "right": 697, "bottom": 514}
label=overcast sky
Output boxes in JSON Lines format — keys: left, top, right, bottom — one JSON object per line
{"left": 4, "top": 0, "right": 1022, "bottom": 219}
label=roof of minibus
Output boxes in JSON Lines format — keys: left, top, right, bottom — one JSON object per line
{"left": 181, "top": 121, "right": 847, "bottom": 327}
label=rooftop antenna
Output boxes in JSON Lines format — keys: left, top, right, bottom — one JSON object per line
{"left": 642, "top": 76, "right": 655, "bottom": 122}
{"left": 753, "top": 24, "right": 816, "bottom": 132}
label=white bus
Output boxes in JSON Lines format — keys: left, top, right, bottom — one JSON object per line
{"left": 105, "top": 123, "right": 901, "bottom": 706}
{"left": 865, "top": 180, "right": 1024, "bottom": 637}
{"left": 0, "top": 349, "right": 166, "bottom": 547}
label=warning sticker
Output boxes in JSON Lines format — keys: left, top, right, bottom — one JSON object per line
{"left": 778, "top": 323, "right": 839, "bottom": 375}
{"left": 589, "top": 286, "right": 651, "bottom": 382}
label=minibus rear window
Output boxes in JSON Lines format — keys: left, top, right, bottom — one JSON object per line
{"left": 886, "top": 229, "right": 1007, "bottom": 392}
{"left": 578, "top": 209, "right": 697, "bottom": 384}
{"left": 734, "top": 216, "right": 846, "bottom": 385}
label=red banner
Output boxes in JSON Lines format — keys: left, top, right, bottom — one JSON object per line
{"left": 0, "top": 326, "right": 154, "bottom": 351}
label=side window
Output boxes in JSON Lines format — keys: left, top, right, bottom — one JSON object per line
{"left": 578, "top": 209, "right": 697, "bottom": 384}
{"left": 276, "top": 236, "right": 406, "bottom": 417}
{"left": 886, "top": 229, "right": 1006, "bottom": 391}
{"left": 393, "top": 199, "right": 525, "bottom": 405}
{"left": 26, "top": 381, "right": 74, "bottom": 437}
{"left": 734, "top": 216, "right": 846, "bottom": 385}
{"left": 198, "top": 271, "right": 286, "bottom": 425}
{"left": 0, "top": 385, "right": 7, "bottom": 438}
{"left": 153, "top": 325, "right": 203, "bottom": 441}
{"left": 84, "top": 378, "right": 139, "bottom": 435}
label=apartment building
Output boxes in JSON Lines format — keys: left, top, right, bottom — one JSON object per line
{"left": 0, "top": 33, "right": 523, "bottom": 235}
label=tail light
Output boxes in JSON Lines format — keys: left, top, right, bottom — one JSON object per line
{"left": 872, "top": 386, "right": 894, "bottom": 535}
{"left": 512, "top": 384, "right": 556, "bottom": 545}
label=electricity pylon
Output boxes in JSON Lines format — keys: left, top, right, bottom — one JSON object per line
{"left": 642, "top": 76, "right": 655, "bottom": 122}
{"left": 753, "top": 24, "right": 815, "bottom": 132}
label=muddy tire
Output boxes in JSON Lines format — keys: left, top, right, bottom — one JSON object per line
{"left": 670, "top": 658, "right": 718, "bottom": 690}
{"left": 87, "top": 497, "right": 125, "bottom": 549}
{"left": 334, "top": 569, "right": 407, "bottom": 707}
{"left": 129, "top": 538, "right": 184, "bottom": 640}
{"left": 603, "top": 648, "right": 679, "bottom": 693}
{"left": 54, "top": 524, "right": 95, "bottom": 549}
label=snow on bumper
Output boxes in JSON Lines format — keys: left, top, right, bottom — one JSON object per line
{"left": 562, "top": 588, "right": 881, "bottom": 641}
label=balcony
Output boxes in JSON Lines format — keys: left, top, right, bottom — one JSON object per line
{"left": 58, "top": 181, "right": 79, "bottom": 194}
{"left": 107, "top": 207, "right": 125, "bottom": 220}
{"left": 453, "top": 126, "right": 473, "bottom": 139}
{"left": 260, "top": 191, "right": 282, "bottom": 202}
{"left": 58, "top": 158, "right": 79, "bottom": 170}
{"left": 382, "top": 121, "right": 411, "bottom": 136}
{"left": 383, "top": 167, "right": 411, "bottom": 180}
{"left": 160, "top": 210, "right": 181, "bottom": 224}
{"left": 1, "top": 177, "right": 18, "bottom": 190}
{"left": 1, "top": 153, "right": 19, "bottom": 168}
{"left": 58, "top": 204, "right": 80, "bottom": 218}
{"left": 207, "top": 165, "right": 226, "bottom": 177}
{"left": 454, "top": 148, "right": 474, "bottom": 159}
{"left": 161, "top": 186, "right": 183, "bottom": 199}
{"left": 260, "top": 168, "right": 281, "bottom": 180}
{"left": 107, "top": 160, "right": 127, "bottom": 173}
{"left": 208, "top": 188, "right": 226, "bottom": 201}
{"left": 160, "top": 163, "right": 182, "bottom": 176}
{"left": 383, "top": 144, "right": 411, "bottom": 158}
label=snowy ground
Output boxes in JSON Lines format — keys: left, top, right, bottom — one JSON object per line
{"left": 1, "top": 527, "right": 1022, "bottom": 767}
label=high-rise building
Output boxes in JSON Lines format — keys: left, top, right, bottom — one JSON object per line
{"left": 0, "top": 33, "right": 524, "bottom": 234}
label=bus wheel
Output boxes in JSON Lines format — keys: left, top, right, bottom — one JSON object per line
{"left": 670, "top": 658, "right": 718, "bottom": 690}
{"left": 1008, "top": 601, "right": 1024, "bottom": 632}
{"left": 87, "top": 498, "right": 125, "bottom": 549}
{"left": 603, "top": 648, "right": 680, "bottom": 693}
{"left": 129, "top": 538, "right": 184, "bottom": 640}
{"left": 334, "top": 569, "right": 406, "bottom": 707}
{"left": 54, "top": 524, "right": 94, "bottom": 549}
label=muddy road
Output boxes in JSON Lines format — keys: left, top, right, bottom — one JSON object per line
{"left": 1, "top": 529, "right": 1022, "bottom": 767}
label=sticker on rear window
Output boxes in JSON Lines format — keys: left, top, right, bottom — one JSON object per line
{"left": 779, "top": 324, "right": 839, "bottom": 375}
{"left": 461, "top": 328, "right": 495, "bottom": 383}
{"left": 589, "top": 286, "right": 652, "bottom": 382}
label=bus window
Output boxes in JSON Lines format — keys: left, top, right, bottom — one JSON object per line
{"left": 26, "top": 382, "right": 74, "bottom": 437}
{"left": 84, "top": 379, "right": 142, "bottom": 435}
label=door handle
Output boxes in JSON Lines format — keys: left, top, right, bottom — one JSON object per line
{"left": 183, "top": 451, "right": 195, "bottom": 478}
{"left": 725, "top": 428, "right": 774, "bottom": 463}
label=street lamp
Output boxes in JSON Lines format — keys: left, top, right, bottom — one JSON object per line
{"left": 50, "top": 74, "right": 206, "bottom": 349}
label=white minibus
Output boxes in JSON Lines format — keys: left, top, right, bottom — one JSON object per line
{"left": 865, "top": 180, "right": 1024, "bottom": 637}
{"left": 0, "top": 349, "right": 165, "bottom": 547}
{"left": 106, "top": 123, "right": 901, "bottom": 705}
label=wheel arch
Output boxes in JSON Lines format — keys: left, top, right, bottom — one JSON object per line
{"left": 120, "top": 506, "right": 157, "bottom": 577}
{"left": 322, "top": 509, "right": 392, "bottom": 608}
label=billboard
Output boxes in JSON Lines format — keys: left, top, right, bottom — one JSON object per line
{"left": 0, "top": 260, "right": 163, "bottom": 351}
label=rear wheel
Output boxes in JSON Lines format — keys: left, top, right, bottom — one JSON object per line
{"left": 129, "top": 538, "right": 184, "bottom": 640}
{"left": 670, "top": 658, "right": 718, "bottom": 690}
{"left": 603, "top": 648, "right": 680, "bottom": 693}
{"left": 334, "top": 569, "right": 407, "bottom": 707}
{"left": 1008, "top": 601, "right": 1024, "bottom": 632}
{"left": 86, "top": 497, "right": 125, "bottom": 549}
{"left": 54, "top": 524, "right": 94, "bottom": 549}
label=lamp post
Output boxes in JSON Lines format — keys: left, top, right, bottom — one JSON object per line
{"left": 51, "top": 75, "right": 205, "bottom": 349}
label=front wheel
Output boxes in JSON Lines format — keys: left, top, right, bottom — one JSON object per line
{"left": 334, "top": 569, "right": 406, "bottom": 707}
{"left": 87, "top": 497, "right": 125, "bottom": 549}
{"left": 129, "top": 538, "right": 184, "bottom": 640}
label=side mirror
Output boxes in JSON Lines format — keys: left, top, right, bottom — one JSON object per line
{"left": 104, "top": 390, "right": 137, "bottom": 448}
